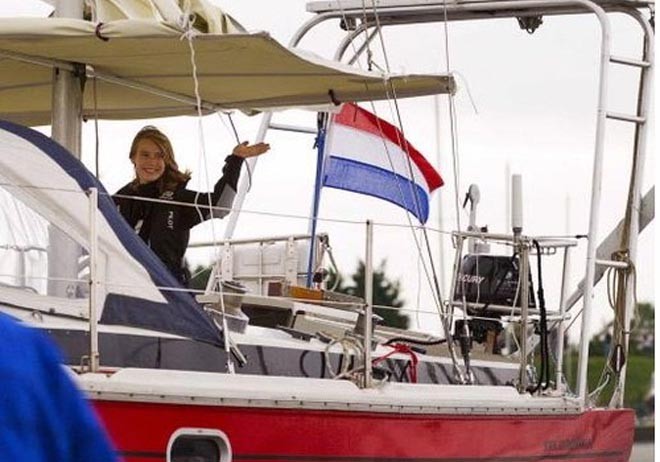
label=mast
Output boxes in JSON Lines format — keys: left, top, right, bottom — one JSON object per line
{"left": 51, "top": 0, "right": 83, "bottom": 157}
{"left": 47, "top": 0, "right": 86, "bottom": 298}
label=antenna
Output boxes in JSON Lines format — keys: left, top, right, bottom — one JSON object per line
{"left": 511, "top": 174, "right": 523, "bottom": 236}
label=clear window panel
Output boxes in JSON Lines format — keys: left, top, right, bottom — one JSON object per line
{"left": 0, "top": 185, "right": 88, "bottom": 298}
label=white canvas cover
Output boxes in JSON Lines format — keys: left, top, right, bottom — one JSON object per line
{"left": 0, "top": 120, "right": 221, "bottom": 342}
{"left": 0, "top": 17, "right": 455, "bottom": 126}
{"left": 88, "top": 0, "right": 246, "bottom": 33}
{"left": 0, "top": 125, "right": 166, "bottom": 314}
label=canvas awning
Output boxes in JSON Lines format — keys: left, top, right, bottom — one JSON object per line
{"left": 0, "top": 17, "right": 456, "bottom": 126}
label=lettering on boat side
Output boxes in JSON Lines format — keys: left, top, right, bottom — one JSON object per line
{"left": 543, "top": 438, "right": 594, "bottom": 452}
{"left": 457, "top": 273, "right": 485, "bottom": 285}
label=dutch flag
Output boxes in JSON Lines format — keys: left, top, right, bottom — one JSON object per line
{"left": 322, "top": 103, "right": 443, "bottom": 223}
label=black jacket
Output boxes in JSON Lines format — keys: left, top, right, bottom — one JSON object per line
{"left": 114, "top": 155, "right": 244, "bottom": 284}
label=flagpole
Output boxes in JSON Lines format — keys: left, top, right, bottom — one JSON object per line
{"left": 305, "top": 113, "right": 328, "bottom": 287}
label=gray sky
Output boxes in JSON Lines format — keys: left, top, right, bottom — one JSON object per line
{"left": 2, "top": 0, "right": 655, "bottom": 341}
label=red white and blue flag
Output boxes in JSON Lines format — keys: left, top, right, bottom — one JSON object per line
{"left": 322, "top": 103, "right": 443, "bottom": 223}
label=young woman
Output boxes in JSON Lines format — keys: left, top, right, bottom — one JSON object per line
{"left": 114, "top": 126, "right": 269, "bottom": 285}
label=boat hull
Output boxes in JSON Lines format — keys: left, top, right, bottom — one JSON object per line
{"left": 93, "top": 400, "right": 634, "bottom": 462}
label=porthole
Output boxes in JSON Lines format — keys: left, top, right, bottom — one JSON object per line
{"left": 167, "top": 428, "right": 232, "bottom": 462}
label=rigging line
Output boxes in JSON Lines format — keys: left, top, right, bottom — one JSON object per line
{"left": 441, "top": 0, "right": 463, "bottom": 235}
{"left": 226, "top": 112, "right": 241, "bottom": 145}
{"left": 3, "top": 183, "right": 471, "bottom": 236}
{"left": 368, "top": 0, "right": 392, "bottom": 77}
{"left": 182, "top": 14, "right": 221, "bottom": 263}
{"left": 415, "top": 228, "right": 423, "bottom": 330}
{"left": 336, "top": 0, "right": 372, "bottom": 70}
{"left": 365, "top": 5, "right": 464, "bottom": 381}
{"left": 182, "top": 12, "right": 234, "bottom": 370}
{"left": 227, "top": 112, "right": 254, "bottom": 193}
{"left": 334, "top": 2, "right": 444, "bottom": 312}
{"left": 376, "top": 66, "right": 450, "bottom": 331}
{"left": 351, "top": 12, "right": 443, "bottom": 312}
{"left": 214, "top": 112, "right": 253, "bottom": 194}
{"left": 363, "top": 0, "right": 450, "bottom": 315}
{"left": 360, "top": 0, "right": 375, "bottom": 70}
{"left": 380, "top": 113, "right": 453, "bottom": 365}
{"left": 565, "top": 260, "right": 639, "bottom": 348}
{"left": 386, "top": 83, "right": 447, "bottom": 311}
{"left": 365, "top": 98, "right": 441, "bottom": 312}
{"left": 110, "top": 191, "right": 445, "bottom": 229}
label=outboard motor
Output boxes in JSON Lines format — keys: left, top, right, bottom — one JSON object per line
{"left": 452, "top": 179, "right": 536, "bottom": 355}
{"left": 454, "top": 254, "right": 536, "bottom": 313}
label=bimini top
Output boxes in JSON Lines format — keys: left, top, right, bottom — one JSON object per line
{"left": 0, "top": 120, "right": 221, "bottom": 345}
{"left": 0, "top": 13, "right": 455, "bottom": 126}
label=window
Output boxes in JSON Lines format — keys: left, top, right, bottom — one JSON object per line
{"left": 0, "top": 185, "right": 87, "bottom": 298}
{"left": 168, "top": 429, "right": 231, "bottom": 462}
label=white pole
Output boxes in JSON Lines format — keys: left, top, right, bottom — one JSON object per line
{"left": 505, "top": 162, "right": 511, "bottom": 232}
{"left": 613, "top": 14, "right": 654, "bottom": 407}
{"left": 555, "top": 194, "right": 571, "bottom": 390}
{"left": 223, "top": 112, "right": 272, "bottom": 239}
{"left": 88, "top": 187, "right": 100, "bottom": 372}
{"left": 363, "top": 220, "right": 374, "bottom": 388}
{"left": 518, "top": 241, "right": 530, "bottom": 392}
{"left": 511, "top": 174, "right": 523, "bottom": 235}
{"left": 576, "top": 0, "right": 611, "bottom": 406}
{"left": 556, "top": 246, "right": 571, "bottom": 390}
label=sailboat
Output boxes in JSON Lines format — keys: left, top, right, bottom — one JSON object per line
{"left": 0, "top": 0, "right": 653, "bottom": 461}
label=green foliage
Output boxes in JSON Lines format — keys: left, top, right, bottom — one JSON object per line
{"left": 563, "top": 352, "right": 654, "bottom": 411}
{"left": 631, "top": 302, "right": 654, "bottom": 354}
{"left": 564, "top": 303, "right": 655, "bottom": 415}
{"left": 188, "top": 264, "right": 211, "bottom": 291}
{"left": 328, "top": 260, "right": 408, "bottom": 329}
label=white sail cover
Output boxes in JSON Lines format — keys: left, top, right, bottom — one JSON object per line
{"left": 0, "top": 13, "right": 455, "bottom": 126}
{"left": 88, "top": 0, "right": 246, "bottom": 33}
{"left": 0, "top": 120, "right": 222, "bottom": 343}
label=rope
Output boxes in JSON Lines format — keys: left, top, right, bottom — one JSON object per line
{"left": 440, "top": 0, "right": 463, "bottom": 235}
{"left": 372, "top": 342, "right": 419, "bottom": 383}
{"left": 180, "top": 10, "right": 236, "bottom": 369}
{"left": 324, "top": 334, "right": 364, "bottom": 381}
{"left": 180, "top": 11, "right": 231, "bottom": 291}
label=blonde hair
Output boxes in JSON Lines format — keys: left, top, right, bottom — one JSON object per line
{"left": 129, "top": 126, "right": 191, "bottom": 193}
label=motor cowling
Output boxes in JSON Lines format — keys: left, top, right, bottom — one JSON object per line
{"left": 453, "top": 254, "right": 535, "bottom": 315}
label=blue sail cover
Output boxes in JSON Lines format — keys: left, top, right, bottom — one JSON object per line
{"left": 0, "top": 120, "right": 221, "bottom": 345}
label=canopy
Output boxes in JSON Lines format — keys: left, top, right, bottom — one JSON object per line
{"left": 0, "top": 17, "right": 456, "bottom": 126}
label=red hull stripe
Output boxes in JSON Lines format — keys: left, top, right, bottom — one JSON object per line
{"left": 118, "top": 450, "right": 625, "bottom": 462}
{"left": 95, "top": 401, "right": 634, "bottom": 462}
{"left": 230, "top": 451, "right": 625, "bottom": 461}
